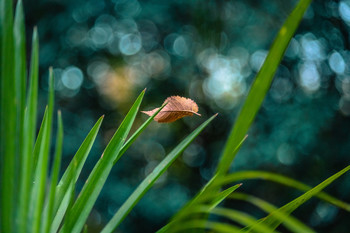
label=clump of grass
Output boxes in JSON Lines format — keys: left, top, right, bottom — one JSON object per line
{"left": 0, "top": 0, "right": 349, "bottom": 232}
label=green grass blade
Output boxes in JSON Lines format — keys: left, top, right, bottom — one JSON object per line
{"left": 0, "top": 0, "right": 15, "bottom": 231}
{"left": 60, "top": 90, "right": 146, "bottom": 233}
{"left": 242, "top": 165, "right": 350, "bottom": 232}
{"left": 230, "top": 193, "right": 315, "bottom": 233}
{"left": 16, "top": 26, "right": 39, "bottom": 233}
{"left": 53, "top": 115, "right": 104, "bottom": 215}
{"left": 102, "top": 114, "right": 218, "bottom": 233}
{"left": 50, "top": 181, "right": 74, "bottom": 233}
{"left": 114, "top": 103, "right": 166, "bottom": 165}
{"left": 169, "top": 220, "right": 242, "bottom": 233}
{"left": 217, "top": 0, "right": 312, "bottom": 176}
{"left": 158, "top": 184, "right": 242, "bottom": 233}
{"left": 13, "top": 1, "right": 27, "bottom": 231}
{"left": 41, "top": 110, "right": 64, "bottom": 233}
{"left": 215, "top": 170, "right": 350, "bottom": 211}
{"left": 28, "top": 68, "right": 54, "bottom": 233}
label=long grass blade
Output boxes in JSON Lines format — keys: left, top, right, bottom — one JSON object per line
{"left": 52, "top": 115, "right": 104, "bottom": 218}
{"left": 230, "top": 192, "right": 315, "bottom": 233}
{"left": 102, "top": 113, "right": 218, "bottom": 233}
{"left": 242, "top": 165, "right": 350, "bottom": 232}
{"left": 13, "top": 1, "right": 27, "bottom": 231}
{"left": 216, "top": 0, "right": 312, "bottom": 176}
{"left": 214, "top": 170, "right": 350, "bottom": 211}
{"left": 41, "top": 110, "right": 64, "bottom": 233}
{"left": 28, "top": 68, "right": 55, "bottom": 233}
{"left": 17, "top": 27, "right": 39, "bottom": 233}
{"left": 169, "top": 220, "right": 242, "bottom": 233}
{"left": 114, "top": 103, "right": 166, "bottom": 165}
{"left": 0, "top": 0, "right": 15, "bottom": 231}
{"left": 60, "top": 90, "right": 146, "bottom": 233}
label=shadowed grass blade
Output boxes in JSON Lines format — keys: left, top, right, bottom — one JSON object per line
{"left": 242, "top": 165, "right": 350, "bottom": 232}
{"left": 214, "top": 170, "right": 350, "bottom": 211}
{"left": 60, "top": 90, "right": 145, "bottom": 233}
{"left": 16, "top": 27, "right": 39, "bottom": 233}
{"left": 217, "top": 0, "right": 312, "bottom": 176}
{"left": 102, "top": 113, "right": 218, "bottom": 233}
{"left": 0, "top": 0, "right": 15, "bottom": 231}
{"left": 28, "top": 68, "right": 54, "bottom": 233}
{"left": 41, "top": 110, "right": 64, "bottom": 233}
{"left": 13, "top": 1, "right": 27, "bottom": 231}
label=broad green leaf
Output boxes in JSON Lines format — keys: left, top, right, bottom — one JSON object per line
{"left": 0, "top": 0, "right": 15, "bottom": 231}
{"left": 214, "top": 170, "right": 350, "bottom": 211}
{"left": 29, "top": 68, "right": 54, "bottom": 233}
{"left": 17, "top": 27, "right": 39, "bottom": 233}
{"left": 216, "top": 0, "right": 312, "bottom": 176}
{"left": 53, "top": 115, "right": 104, "bottom": 215}
{"left": 230, "top": 192, "right": 315, "bottom": 233}
{"left": 102, "top": 113, "right": 218, "bottom": 233}
{"left": 242, "top": 165, "right": 350, "bottom": 232}
{"left": 60, "top": 90, "right": 145, "bottom": 233}
{"left": 41, "top": 110, "right": 64, "bottom": 233}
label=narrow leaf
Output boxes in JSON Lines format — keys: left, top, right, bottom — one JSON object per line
{"left": 230, "top": 193, "right": 315, "bottom": 233}
{"left": 0, "top": 0, "right": 15, "bottom": 231}
{"left": 114, "top": 103, "right": 167, "bottom": 165}
{"left": 142, "top": 96, "right": 201, "bottom": 123}
{"left": 242, "top": 165, "right": 350, "bottom": 232}
{"left": 29, "top": 68, "right": 54, "bottom": 233}
{"left": 102, "top": 113, "right": 217, "bottom": 233}
{"left": 53, "top": 115, "right": 104, "bottom": 217}
{"left": 17, "top": 26, "right": 39, "bottom": 233}
{"left": 41, "top": 110, "right": 64, "bottom": 233}
{"left": 60, "top": 90, "right": 145, "bottom": 233}
{"left": 216, "top": 0, "right": 312, "bottom": 175}
{"left": 214, "top": 170, "right": 350, "bottom": 211}
{"left": 13, "top": 1, "right": 27, "bottom": 231}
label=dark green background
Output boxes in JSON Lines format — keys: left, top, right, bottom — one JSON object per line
{"left": 23, "top": 0, "right": 350, "bottom": 232}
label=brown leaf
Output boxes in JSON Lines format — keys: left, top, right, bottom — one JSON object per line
{"left": 141, "top": 96, "right": 201, "bottom": 123}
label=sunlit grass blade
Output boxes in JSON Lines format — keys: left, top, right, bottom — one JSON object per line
{"left": 60, "top": 90, "right": 146, "bottom": 233}
{"left": 114, "top": 102, "right": 167, "bottom": 165}
{"left": 0, "top": 0, "right": 15, "bottom": 231}
{"left": 53, "top": 115, "right": 104, "bottom": 214}
{"left": 158, "top": 184, "right": 242, "bottom": 233}
{"left": 28, "top": 68, "right": 54, "bottom": 233}
{"left": 13, "top": 1, "right": 27, "bottom": 231}
{"left": 214, "top": 170, "right": 350, "bottom": 211}
{"left": 230, "top": 192, "right": 315, "bottom": 233}
{"left": 242, "top": 165, "right": 350, "bottom": 232}
{"left": 169, "top": 220, "right": 242, "bottom": 233}
{"left": 102, "top": 113, "right": 218, "bottom": 233}
{"left": 16, "top": 26, "right": 39, "bottom": 233}
{"left": 41, "top": 110, "right": 63, "bottom": 233}
{"left": 217, "top": 0, "right": 312, "bottom": 176}
{"left": 51, "top": 181, "right": 74, "bottom": 233}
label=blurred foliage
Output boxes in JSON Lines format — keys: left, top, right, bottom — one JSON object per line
{"left": 22, "top": 0, "right": 350, "bottom": 232}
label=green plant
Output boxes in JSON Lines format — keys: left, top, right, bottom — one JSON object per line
{"left": 0, "top": 0, "right": 349, "bottom": 233}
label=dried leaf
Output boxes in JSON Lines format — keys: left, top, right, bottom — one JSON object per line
{"left": 141, "top": 96, "right": 201, "bottom": 123}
